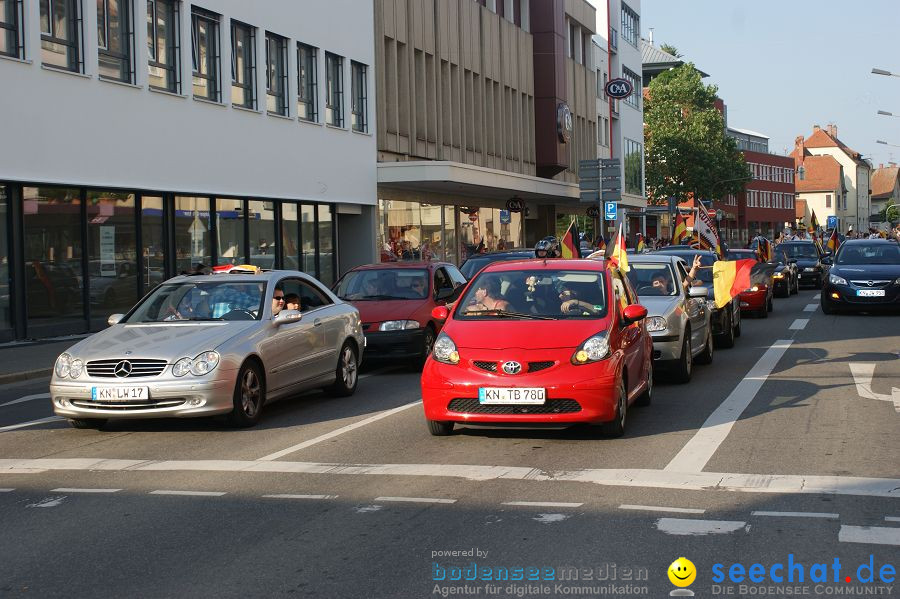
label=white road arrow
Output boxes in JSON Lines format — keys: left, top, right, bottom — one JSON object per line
{"left": 848, "top": 363, "right": 900, "bottom": 412}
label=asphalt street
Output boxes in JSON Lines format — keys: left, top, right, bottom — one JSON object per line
{"left": 0, "top": 289, "right": 897, "bottom": 598}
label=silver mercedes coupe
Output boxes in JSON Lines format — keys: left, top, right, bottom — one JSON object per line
{"left": 50, "top": 270, "right": 365, "bottom": 428}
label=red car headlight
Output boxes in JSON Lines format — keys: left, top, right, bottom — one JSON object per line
{"left": 572, "top": 331, "right": 610, "bottom": 365}
{"left": 432, "top": 332, "right": 460, "bottom": 365}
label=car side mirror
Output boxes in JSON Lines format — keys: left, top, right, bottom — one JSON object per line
{"left": 822, "top": 256, "right": 833, "bottom": 265}
{"left": 275, "top": 309, "right": 302, "bottom": 325}
{"left": 431, "top": 306, "right": 450, "bottom": 321}
{"left": 435, "top": 287, "right": 455, "bottom": 301}
{"left": 688, "top": 286, "right": 709, "bottom": 299}
{"left": 107, "top": 314, "right": 124, "bottom": 326}
{"left": 622, "top": 304, "right": 647, "bottom": 324}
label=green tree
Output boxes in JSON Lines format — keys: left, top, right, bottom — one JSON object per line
{"left": 659, "top": 43, "right": 682, "bottom": 58}
{"left": 644, "top": 63, "right": 750, "bottom": 206}
{"left": 879, "top": 199, "right": 899, "bottom": 224}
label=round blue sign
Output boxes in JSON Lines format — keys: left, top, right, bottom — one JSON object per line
{"left": 605, "top": 78, "right": 633, "bottom": 100}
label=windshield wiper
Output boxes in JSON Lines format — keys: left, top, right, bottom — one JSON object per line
{"left": 461, "top": 309, "right": 555, "bottom": 320}
{"left": 187, "top": 317, "right": 223, "bottom": 321}
{"left": 353, "top": 294, "right": 403, "bottom": 301}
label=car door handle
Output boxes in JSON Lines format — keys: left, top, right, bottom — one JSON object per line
{"left": 314, "top": 319, "right": 323, "bottom": 327}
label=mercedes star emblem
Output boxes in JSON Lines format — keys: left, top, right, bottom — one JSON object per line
{"left": 502, "top": 361, "right": 522, "bottom": 375}
{"left": 114, "top": 360, "right": 133, "bottom": 378}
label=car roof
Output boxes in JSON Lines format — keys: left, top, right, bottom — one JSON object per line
{"left": 841, "top": 238, "right": 896, "bottom": 244}
{"left": 728, "top": 249, "right": 755, "bottom": 254}
{"left": 779, "top": 240, "right": 815, "bottom": 245}
{"left": 348, "top": 262, "right": 449, "bottom": 271}
{"left": 651, "top": 248, "right": 717, "bottom": 257}
{"left": 480, "top": 258, "right": 609, "bottom": 273}
{"left": 628, "top": 254, "right": 685, "bottom": 265}
{"left": 166, "top": 270, "right": 308, "bottom": 284}
{"left": 462, "top": 250, "right": 534, "bottom": 259}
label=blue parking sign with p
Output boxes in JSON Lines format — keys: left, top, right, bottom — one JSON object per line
{"left": 827, "top": 215, "right": 837, "bottom": 229}
{"left": 604, "top": 201, "right": 617, "bottom": 221}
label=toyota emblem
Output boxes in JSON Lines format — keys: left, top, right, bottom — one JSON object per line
{"left": 114, "top": 360, "right": 133, "bottom": 378}
{"left": 502, "top": 361, "right": 522, "bottom": 375}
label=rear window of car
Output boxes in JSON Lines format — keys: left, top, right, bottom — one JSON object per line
{"left": 780, "top": 244, "right": 819, "bottom": 259}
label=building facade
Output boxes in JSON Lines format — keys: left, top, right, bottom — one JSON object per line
{"left": 0, "top": 0, "right": 376, "bottom": 341}
{"left": 793, "top": 154, "right": 845, "bottom": 233}
{"left": 374, "top": 0, "right": 598, "bottom": 264}
{"left": 871, "top": 164, "right": 899, "bottom": 222}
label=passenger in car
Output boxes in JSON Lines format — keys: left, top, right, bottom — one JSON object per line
{"left": 284, "top": 293, "right": 301, "bottom": 311}
{"left": 271, "top": 289, "right": 286, "bottom": 316}
{"left": 558, "top": 283, "right": 602, "bottom": 316}
{"left": 651, "top": 273, "right": 674, "bottom": 295}
{"left": 464, "top": 278, "right": 510, "bottom": 312}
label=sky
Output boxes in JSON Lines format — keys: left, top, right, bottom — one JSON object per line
{"left": 588, "top": 0, "right": 900, "bottom": 169}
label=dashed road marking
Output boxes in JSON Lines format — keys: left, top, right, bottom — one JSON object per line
{"left": 26, "top": 496, "right": 66, "bottom": 508}
{"left": 0, "top": 488, "right": 14, "bottom": 492}
{"left": 533, "top": 513, "right": 570, "bottom": 524}
{"left": 374, "top": 496, "right": 456, "bottom": 504}
{"left": 257, "top": 400, "right": 423, "bottom": 461}
{"left": 149, "top": 490, "right": 226, "bottom": 497}
{"left": 620, "top": 504, "right": 705, "bottom": 514}
{"left": 789, "top": 318, "right": 809, "bottom": 330}
{"left": 657, "top": 518, "right": 748, "bottom": 536}
{"left": 0, "top": 416, "right": 65, "bottom": 433}
{"left": 354, "top": 505, "right": 383, "bottom": 513}
{"left": 262, "top": 494, "right": 339, "bottom": 500}
{"left": 885, "top": 516, "right": 900, "bottom": 523}
{"left": 0, "top": 393, "right": 51, "bottom": 408}
{"left": 751, "top": 510, "right": 838, "bottom": 519}
{"left": 50, "top": 487, "right": 121, "bottom": 493}
{"left": 503, "top": 501, "right": 584, "bottom": 508}
{"left": 838, "top": 525, "right": 900, "bottom": 546}
{"left": 803, "top": 304, "right": 818, "bottom": 312}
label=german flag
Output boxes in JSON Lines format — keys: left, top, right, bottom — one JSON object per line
{"left": 605, "top": 223, "right": 629, "bottom": 272}
{"left": 826, "top": 228, "right": 841, "bottom": 252}
{"left": 808, "top": 210, "right": 820, "bottom": 235}
{"left": 636, "top": 233, "right": 645, "bottom": 252}
{"left": 560, "top": 220, "right": 579, "bottom": 259}
{"left": 673, "top": 213, "right": 688, "bottom": 244}
{"left": 595, "top": 235, "right": 607, "bottom": 252}
{"left": 713, "top": 259, "right": 777, "bottom": 308}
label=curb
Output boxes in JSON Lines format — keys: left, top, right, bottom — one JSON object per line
{"left": 0, "top": 369, "right": 53, "bottom": 386}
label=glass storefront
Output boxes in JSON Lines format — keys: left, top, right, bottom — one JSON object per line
{"left": 317, "top": 204, "right": 333, "bottom": 285}
{"left": 86, "top": 190, "right": 137, "bottom": 318}
{"left": 0, "top": 186, "right": 10, "bottom": 333}
{"left": 174, "top": 196, "right": 212, "bottom": 273}
{"left": 216, "top": 198, "right": 245, "bottom": 266}
{"left": 280, "top": 202, "right": 299, "bottom": 271}
{"left": 300, "top": 204, "right": 316, "bottom": 276}
{"left": 249, "top": 200, "right": 276, "bottom": 269}
{"left": 141, "top": 196, "right": 166, "bottom": 292}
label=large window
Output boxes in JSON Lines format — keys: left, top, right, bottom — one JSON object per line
{"left": 300, "top": 204, "right": 315, "bottom": 275}
{"left": 141, "top": 195, "right": 166, "bottom": 293}
{"left": 265, "top": 32, "right": 287, "bottom": 115}
{"left": 248, "top": 200, "right": 276, "bottom": 268}
{"left": 173, "top": 196, "right": 211, "bottom": 274}
{"left": 280, "top": 202, "right": 299, "bottom": 270}
{"left": 624, "top": 138, "right": 643, "bottom": 196}
{"left": 297, "top": 43, "right": 317, "bottom": 121}
{"left": 317, "top": 205, "right": 334, "bottom": 285}
{"left": 215, "top": 198, "right": 244, "bottom": 266}
{"left": 622, "top": 67, "right": 640, "bottom": 109}
{"left": 231, "top": 20, "right": 255, "bottom": 109}
{"left": 98, "top": 0, "right": 132, "bottom": 82}
{"left": 325, "top": 51, "right": 344, "bottom": 127}
{"left": 621, "top": 3, "right": 639, "bottom": 47}
{"left": 1, "top": 0, "right": 23, "bottom": 58}
{"left": 86, "top": 190, "right": 137, "bottom": 318}
{"left": 0, "top": 186, "right": 10, "bottom": 332}
{"left": 191, "top": 7, "right": 219, "bottom": 101}
{"left": 351, "top": 60, "right": 367, "bottom": 132}
{"left": 147, "top": 0, "right": 179, "bottom": 92}
{"left": 41, "top": 0, "right": 81, "bottom": 71}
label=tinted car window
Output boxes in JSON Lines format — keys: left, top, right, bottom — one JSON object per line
{"left": 836, "top": 244, "right": 900, "bottom": 265}
{"left": 456, "top": 270, "right": 608, "bottom": 319}
{"left": 780, "top": 244, "right": 819, "bottom": 259}
{"left": 334, "top": 268, "right": 429, "bottom": 300}
{"left": 127, "top": 281, "right": 264, "bottom": 322}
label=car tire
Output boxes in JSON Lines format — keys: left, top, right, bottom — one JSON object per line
{"left": 790, "top": 277, "right": 799, "bottom": 295}
{"left": 696, "top": 330, "right": 714, "bottom": 365}
{"left": 68, "top": 418, "right": 107, "bottom": 430}
{"left": 427, "top": 419, "right": 455, "bottom": 436}
{"left": 326, "top": 341, "right": 359, "bottom": 398}
{"left": 734, "top": 311, "right": 742, "bottom": 337}
{"left": 716, "top": 312, "right": 735, "bottom": 349}
{"left": 600, "top": 378, "right": 627, "bottom": 438}
{"left": 758, "top": 304, "right": 768, "bottom": 318}
{"left": 413, "top": 326, "right": 436, "bottom": 370}
{"left": 673, "top": 333, "right": 692, "bottom": 384}
{"left": 635, "top": 361, "right": 652, "bottom": 407}
{"left": 821, "top": 296, "right": 837, "bottom": 315}
{"left": 228, "top": 360, "right": 265, "bottom": 428}
{"left": 777, "top": 284, "right": 789, "bottom": 298}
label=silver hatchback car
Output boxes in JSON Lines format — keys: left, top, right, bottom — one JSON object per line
{"left": 51, "top": 270, "right": 364, "bottom": 428}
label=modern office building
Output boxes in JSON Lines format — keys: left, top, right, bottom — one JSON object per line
{"left": 0, "top": 0, "right": 376, "bottom": 340}
{"left": 374, "top": 0, "right": 598, "bottom": 262}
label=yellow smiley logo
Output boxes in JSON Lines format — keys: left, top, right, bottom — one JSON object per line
{"left": 668, "top": 557, "right": 696, "bottom": 587}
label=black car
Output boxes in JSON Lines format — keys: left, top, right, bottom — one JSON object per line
{"left": 649, "top": 248, "right": 741, "bottom": 348}
{"left": 778, "top": 241, "right": 829, "bottom": 289}
{"left": 770, "top": 247, "right": 800, "bottom": 297}
{"left": 459, "top": 249, "right": 535, "bottom": 279}
{"left": 821, "top": 240, "right": 900, "bottom": 314}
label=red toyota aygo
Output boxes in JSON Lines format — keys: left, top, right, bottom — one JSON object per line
{"left": 421, "top": 258, "right": 652, "bottom": 437}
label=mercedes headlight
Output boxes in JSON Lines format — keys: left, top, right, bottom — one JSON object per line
{"left": 172, "top": 357, "right": 192, "bottom": 377}
{"left": 645, "top": 316, "right": 667, "bottom": 332}
{"left": 55, "top": 353, "right": 71, "bottom": 378}
{"left": 69, "top": 359, "right": 84, "bottom": 379}
{"left": 572, "top": 332, "right": 610, "bottom": 364}
{"left": 432, "top": 333, "right": 459, "bottom": 365}
{"left": 190, "top": 351, "right": 220, "bottom": 376}
{"left": 829, "top": 274, "right": 848, "bottom": 286}
{"left": 379, "top": 320, "right": 421, "bottom": 331}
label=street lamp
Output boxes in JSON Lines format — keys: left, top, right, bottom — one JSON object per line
{"left": 872, "top": 67, "right": 900, "bottom": 77}
{"left": 876, "top": 140, "right": 900, "bottom": 148}
{"left": 877, "top": 110, "right": 899, "bottom": 117}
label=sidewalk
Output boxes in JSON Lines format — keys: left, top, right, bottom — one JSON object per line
{"left": 0, "top": 336, "right": 87, "bottom": 385}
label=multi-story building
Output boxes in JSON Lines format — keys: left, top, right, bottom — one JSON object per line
{"left": 595, "top": 0, "right": 645, "bottom": 241}
{"left": 791, "top": 125, "right": 871, "bottom": 234}
{"left": 793, "top": 153, "right": 845, "bottom": 233}
{"left": 871, "top": 164, "right": 899, "bottom": 222}
{"left": 374, "top": 0, "right": 598, "bottom": 262}
{"left": 0, "top": 0, "right": 376, "bottom": 341}
{"left": 725, "top": 128, "right": 796, "bottom": 244}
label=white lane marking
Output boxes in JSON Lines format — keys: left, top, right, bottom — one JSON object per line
{"left": 885, "top": 517, "right": 900, "bottom": 523}
{"left": 355, "top": 505, "right": 383, "bottom": 513}
{"left": 26, "top": 496, "right": 66, "bottom": 508}
{"left": 504, "top": 501, "right": 584, "bottom": 508}
{"left": 751, "top": 511, "right": 838, "bottom": 519}
{"left": 848, "top": 363, "right": 900, "bottom": 411}
{"left": 358, "top": 366, "right": 403, "bottom": 380}
{"left": 665, "top": 340, "right": 793, "bottom": 473}
{"left": 0, "top": 488, "right": 14, "bottom": 492}
{"left": 657, "top": 518, "right": 748, "bottom": 536}
{"left": 803, "top": 304, "right": 818, "bottom": 312}
{"left": 1, "top": 458, "right": 899, "bottom": 498}
{"left": 50, "top": 488, "right": 121, "bottom": 493}
{"left": 0, "top": 416, "right": 65, "bottom": 433}
{"left": 257, "top": 400, "right": 423, "bottom": 461}
{"left": 789, "top": 318, "right": 809, "bottom": 330}
{"left": 0, "top": 393, "right": 51, "bottom": 408}
{"left": 619, "top": 504, "right": 705, "bottom": 514}
{"left": 374, "top": 496, "right": 457, "bottom": 504}
{"left": 262, "top": 494, "right": 339, "bottom": 500}
{"left": 149, "top": 490, "right": 226, "bottom": 497}
{"left": 839, "top": 525, "right": 900, "bottom": 546}
{"left": 533, "top": 513, "right": 570, "bottom": 524}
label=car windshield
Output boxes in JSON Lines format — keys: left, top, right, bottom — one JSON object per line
{"left": 835, "top": 244, "right": 900, "bottom": 265}
{"left": 455, "top": 269, "right": 608, "bottom": 320}
{"left": 780, "top": 244, "right": 819, "bottom": 259}
{"left": 125, "top": 281, "right": 265, "bottom": 322}
{"left": 626, "top": 263, "right": 678, "bottom": 297}
{"left": 334, "top": 269, "right": 429, "bottom": 300}
{"left": 653, "top": 252, "right": 716, "bottom": 283}
{"left": 460, "top": 254, "right": 532, "bottom": 279}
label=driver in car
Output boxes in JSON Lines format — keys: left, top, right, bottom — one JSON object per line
{"left": 650, "top": 272, "right": 673, "bottom": 294}
{"left": 271, "top": 289, "right": 285, "bottom": 317}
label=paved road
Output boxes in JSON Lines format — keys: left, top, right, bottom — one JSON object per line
{"left": 0, "top": 290, "right": 897, "bottom": 598}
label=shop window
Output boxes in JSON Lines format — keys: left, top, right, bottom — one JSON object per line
{"left": 0, "top": 185, "right": 10, "bottom": 332}
{"left": 173, "top": 196, "right": 211, "bottom": 273}
{"left": 141, "top": 195, "right": 166, "bottom": 292}
{"left": 86, "top": 190, "right": 137, "bottom": 320}
{"left": 317, "top": 204, "right": 334, "bottom": 285}
{"left": 249, "top": 200, "right": 276, "bottom": 268}
{"left": 280, "top": 202, "right": 299, "bottom": 270}
{"left": 216, "top": 198, "right": 245, "bottom": 266}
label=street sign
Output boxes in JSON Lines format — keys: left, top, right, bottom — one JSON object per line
{"left": 602, "top": 190, "right": 621, "bottom": 202}
{"left": 579, "top": 191, "right": 599, "bottom": 203}
{"left": 604, "top": 201, "right": 617, "bottom": 220}
{"left": 579, "top": 179, "right": 602, "bottom": 191}
{"left": 827, "top": 215, "right": 838, "bottom": 229}
{"left": 601, "top": 158, "right": 620, "bottom": 167}
{"left": 601, "top": 166, "right": 620, "bottom": 177}
{"left": 579, "top": 166, "right": 600, "bottom": 179}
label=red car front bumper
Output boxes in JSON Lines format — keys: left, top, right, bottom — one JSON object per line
{"left": 421, "top": 349, "right": 622, "bottom": 425}
{"left": 738, "top": 288, "right": 767, "bottom": 311}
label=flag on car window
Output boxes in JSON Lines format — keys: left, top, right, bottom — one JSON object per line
{"left": 713, "top": 259, "right": 777, "bottom": 308}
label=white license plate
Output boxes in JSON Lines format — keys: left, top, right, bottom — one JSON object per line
{"left": 857, "top": 289, "right": 885, "bottom": 297}
{"left": 91, "top": 386, "right": 149, "bottom": 401}
{"left": 478, "top": 387, "right": 546, "bottom": 405}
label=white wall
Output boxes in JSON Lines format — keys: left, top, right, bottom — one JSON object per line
{"left": 0, "top": 0, "right": 376, "bottom": 206}
{"left": 803, "top": 147, "right": 871, "bottom": 232}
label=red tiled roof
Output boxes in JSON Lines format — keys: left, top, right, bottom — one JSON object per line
{"left": 794, "top": 155, "right": 842, "bottom": 192}
{"left": 802, "top": 128, "right": 867, "bottom": 166}
{"left": 871, "top": 166, "right": 900, "bottom": 199}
